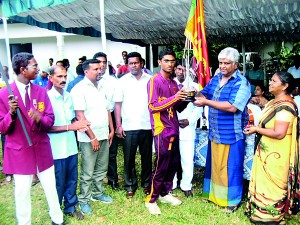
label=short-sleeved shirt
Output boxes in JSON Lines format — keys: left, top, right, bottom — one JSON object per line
{"left": 99, "top": 73, "right": 117, "bottom": 112}
{"left": 71, "top": 77, "right": 109, "bottom": 142}
{"left": 114, "top": 72, "right": 151, "bottom": 130}
{"left": 47, "top": 88, "right": 78, "bottom": 159}
{"left": 287, "top": 66, "right": 300, "bottom": 79}
{"left": 201, "top": 70, "right": 251, "bottom": 144}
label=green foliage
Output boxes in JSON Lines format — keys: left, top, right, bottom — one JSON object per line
{"left": 267, "top": 42, "right": 300, "bottom": 70}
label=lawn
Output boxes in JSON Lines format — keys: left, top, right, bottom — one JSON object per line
{"left": 0, "top": 143, "right": 299, "bottom": 225}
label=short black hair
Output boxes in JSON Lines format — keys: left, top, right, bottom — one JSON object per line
{"left": 12, "top": 52, "right": 34, "bottom": 75}
{"left": 256, "top": 84, "right": 266, "bottom": 93}
{"left": 253, "top": 56, "right": 262, "bottom": 66}
{"left": 63, "top": 58, "right": 69, "bottom": 64}
{"left": 158, "top": 49, "right": 176, "bottom": 60}
{"left": 82, "top": 59, "right": 100, "bottom": 71}
{"left": 127, "top": 52, "right": 142, "bottom": 62}
{"left": 56, "top": 60, "right": 66, "bottom": 67}
{"left": 175, "top": 59, "right": 185, "bottom": 67}
{"left": 93, "top": 52, "right": 107, "bottom": 61}
{"left": 76, "top": 64, "right": 84, "bottom": 75}
{"left": 2, "top": 66, "right": 8, "bottom": 71}
{"left": 49, "top": 58, "right": 53, "bottom": 61}
{"left": 275, "top": 71, "right": 295, "bottom": 94}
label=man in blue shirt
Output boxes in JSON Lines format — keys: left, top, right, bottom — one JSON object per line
{"left": 194, "top": 47, "right": 251, "bottom": 213}
{"left": 32, "top": 67, "right": 50, "bottom": 88}
{"left": 47, "top": 65, "right": 90, "bottom": 220}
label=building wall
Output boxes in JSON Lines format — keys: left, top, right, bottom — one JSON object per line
{"left": 0, "top": 23, "right": 145, "bottom": 75}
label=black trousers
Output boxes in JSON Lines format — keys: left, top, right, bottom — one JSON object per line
{"left": 107, "top": 111, "right": 121, "bottom": 184}
{"left": 123, "top": 129, "right": 153, "bottom": 191}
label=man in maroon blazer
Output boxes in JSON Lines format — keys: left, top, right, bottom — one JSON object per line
{"left": 0, "top": 52, "right": 64, "bottom": 225}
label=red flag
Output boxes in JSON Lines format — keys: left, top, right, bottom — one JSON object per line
{"left": 185, "top": 0, "right": 210, "bottom": 90}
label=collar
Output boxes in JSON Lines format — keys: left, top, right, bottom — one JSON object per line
{"left": 217, "top": 69, "right": 240, "bottom": 80}
{"left": 15, "top": 79, "right": 30, "bottom": 93}
{"left": 49, "top": 87, "right": 67, "bottom": 99}
{"left": 129, "top": 72, "right": 148, "bottom": 80}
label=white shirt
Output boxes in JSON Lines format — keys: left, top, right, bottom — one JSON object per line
{"left": 294, "top": 96, "right": 300, "bottom": 116}
{"left": 288, "top": 66, "right": 300, "bottom": 79}
{"left": 247, "top": 103, "right": 262, "bottom": 126}
{"left": 47, "top": 88, "right": 78, "bottom": 159}
{"left": 71, "top": 77, "right": 109, "bottom": 142}
{"left": 114, "top": 72, "right": 151, "bottom": 130}
{"left": 15, "top": 80, "right": 31, "bottom": 108}
{"left": 174, "top": 78, "right": 202, "bottom": 140}
{"left": 99, "top": 73, "right": 117, "bottom": 112}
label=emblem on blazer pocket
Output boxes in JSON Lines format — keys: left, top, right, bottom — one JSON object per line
{"left": 38, "top": 102, "right": 45, "bottom": 112}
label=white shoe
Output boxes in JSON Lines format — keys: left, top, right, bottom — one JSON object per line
{"left": 159, "top": 193, "right": 182, "bottom": 206}
{"left": 145, "top": 202, "right": 161, "bottom": 215}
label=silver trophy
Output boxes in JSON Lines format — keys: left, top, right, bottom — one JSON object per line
{"left": 183, "top": 58, "right": 197, "bottom": 102}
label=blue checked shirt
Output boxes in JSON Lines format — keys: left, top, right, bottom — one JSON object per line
{"left": 201, "top": 70, "right": 251, "bottom": 144}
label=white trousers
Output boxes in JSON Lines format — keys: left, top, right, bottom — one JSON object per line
{"left": 14, "top": 165, "right": 63, "bottom": 225}
{"left": 173, "top": 139, "right": 195, "bottom": 191}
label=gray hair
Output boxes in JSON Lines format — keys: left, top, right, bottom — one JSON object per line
{"left": 218, "top": 47, "right": 240, "bottom": 63}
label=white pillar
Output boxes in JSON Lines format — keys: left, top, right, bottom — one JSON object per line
{"left": 99, "top": 0, "right": 106, "bottom": 52}
{"left": 2, "top": 17, "right": 13, "bottom": 77}
{"left": 150, "top": 44, "right": 153, "bottom": 71}
{"left": 242, "top": 42, "right": 246, "bottom": 75}
{"left": 56, "top": 34, "right": 64, "bottom": 60}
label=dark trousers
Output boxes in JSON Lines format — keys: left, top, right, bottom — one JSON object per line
{"left": 123, "top": 129, "right": 153, "bottom": 191}
{"left": 107, "top": 111, "right": 121, "bottom": 183}
{"left": 54, "top": 154, "right": 78, "bottom": 214}
{"left": 146, "top": 132, "right": 180, "bottom": 203}
{"left": 1, "top": 134, "right": 5, "bottom": 158}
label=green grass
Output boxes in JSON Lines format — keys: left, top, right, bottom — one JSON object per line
{"left": 0, "top": 144, "right": 299, "bottom": 225}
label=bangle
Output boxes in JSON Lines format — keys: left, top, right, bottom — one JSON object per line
{"left": 90, "top": 137, "right": 97, "bottom": 142}
{"left": 116, "top": 125, "right": 122, "bottom": 129}
{"left": 66, "top": 125, "right": 69, "bottom": 131}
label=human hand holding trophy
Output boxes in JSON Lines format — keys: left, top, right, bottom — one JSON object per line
{"left": 183, "top": 67, "right": 197, "bottom": 102}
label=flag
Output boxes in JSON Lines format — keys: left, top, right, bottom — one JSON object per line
{"left": 185, "top": 0, "right": 210, "bottom": 90}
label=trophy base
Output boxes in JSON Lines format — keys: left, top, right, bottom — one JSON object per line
{"left": 183, "top": 91, "right": 196, "bottom": 102}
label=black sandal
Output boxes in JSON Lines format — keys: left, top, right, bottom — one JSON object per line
{"left": 224, "top": 205, "right": 238, "bottom": 213}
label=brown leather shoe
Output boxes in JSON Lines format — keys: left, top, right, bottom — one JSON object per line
{"left": 143, "top": 186, "right": 151, "bottom": 195}
{"left": 126, "top": 191, "right": 135, "bottom": 198}
{"left": 66, "top": 209, "right": 84, "bottom": 220}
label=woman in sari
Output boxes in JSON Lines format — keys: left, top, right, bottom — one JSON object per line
{"left": 244, "top": 71, "right": 299, "bottom": 224}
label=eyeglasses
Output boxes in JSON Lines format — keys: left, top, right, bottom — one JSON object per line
{"left": 163, "top": 59, "right": 176, "bottom": 64}
{"left": 26, "top": 65, "right": 39, "bottom": 69}
{"left": 269, "top": 79, "right": 282, "bottom": 84}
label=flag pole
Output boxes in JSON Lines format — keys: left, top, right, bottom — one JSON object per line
{"left": 0, "top": 61, "right": 32, "bottom": 146}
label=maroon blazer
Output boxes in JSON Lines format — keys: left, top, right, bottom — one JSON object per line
{"left": 0, "top": 82, "right": 55, "bottom": 175}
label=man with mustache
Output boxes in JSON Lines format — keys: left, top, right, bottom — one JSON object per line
{"left": 70, "top": 59, "right": 114, "bottom": 215}
{"left": 194, "top": 47, "right": 251, "bottom": 213}
{"left": 93, "top": 52, "right": 120, "bottom": 191}
{"left": 47, "top": 66, "right": 90, "bottom": 220}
